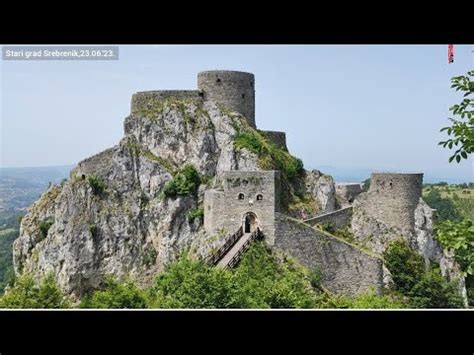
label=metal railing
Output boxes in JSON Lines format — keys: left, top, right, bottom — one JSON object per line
{"left": 206, "top": 226, "right": 243, "bottom": 266}
{"left": 224, "top": 228, "right": 264, "bottom": 269}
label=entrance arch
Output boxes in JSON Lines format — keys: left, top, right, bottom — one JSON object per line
{"left": 243, "top": 212, "right": 259, "bottom": 233}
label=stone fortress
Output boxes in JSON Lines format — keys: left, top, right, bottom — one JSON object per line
{"left": 13, "top": 70, "right": 466, "bottom": 302}
{"left": 187, "top": 71, "right": 463, "bottom": 298}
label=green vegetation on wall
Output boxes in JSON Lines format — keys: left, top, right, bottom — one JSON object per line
{"left": 232, "top": 116, "right": 307, "bottom": 213}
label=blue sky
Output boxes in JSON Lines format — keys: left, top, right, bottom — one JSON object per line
{"left": 1, "top": 45, "right": 473, "bottom": 183}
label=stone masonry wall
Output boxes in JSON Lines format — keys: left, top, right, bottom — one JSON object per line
{"left": 274, "top": 213, "right": 384, "bottom": 296}
{"left": 274, "top": 213, "right": 383, "bottom": 295}
{"left": 362, "top": 173, "right": 423, "bottom": 236}
{"left": 304, "top": 206, "right": 353, "bottom": 230}
{"left": 204, "top": 171, "right": 280, "bottom": 244}
{"left": 335, "top": 183, "right": 363, "bottom": 203}
{"left": 198, "top": 71, "right": 256, "bottom": 128}
{"left": 131, "top": 90, "right": 202, "bottom": 114}
{"left": 259, "top": 130, "right": 288, "bottom": 151}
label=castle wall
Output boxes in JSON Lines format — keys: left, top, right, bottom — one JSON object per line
{"left": 259, "top": 130, "right": 288, "bottom": 151}
{"left": 304, "top": 206, "right": 353, "bottom": 230}
{"left": 335, "top": 183, "right": 363, "bottom": 203}
{"left": 204, "top": 171, "right": 280, "bottom": 244}
{"left": 198, "top": 71, "right": 256, "bottom": 128}
{"left": 131, "top": 90, "right": 202, "bottom": 114}
{"left": 363, "top": 173, "right": 423, "bottom": 235}
{"left": 274, "top": 213, "right": 384, "bottom": 296}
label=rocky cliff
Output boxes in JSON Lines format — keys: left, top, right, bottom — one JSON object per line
{"left": 13, "top": 97, "right": 335, "bottom": 298}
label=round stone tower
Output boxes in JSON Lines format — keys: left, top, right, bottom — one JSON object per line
{"left": 366, "top": 173, "right": 423, "bottom": 234}
{"left": 197, "top": 70, "right": 256, "bottom": 128}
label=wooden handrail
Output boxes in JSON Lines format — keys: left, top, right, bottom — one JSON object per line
{"left": 206, "top": 226, "right": 243, "bottom": 265}
{"left": 225, "top": 228, "right": 263, "bottom": 269}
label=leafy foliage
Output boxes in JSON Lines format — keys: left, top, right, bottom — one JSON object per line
{"left": 187, "top": 207, "right": 204, "bottom": 223}
{"left": 384, "top": 239, "right": 425, "bottom": 293}
{"left": 87, "top": 175, "right": 107, "bottom": 195}
{"left": 439, "top": 70, "right": 474, "bottom": 163}
{"left": 408, "top": 267, "right": 464, "bottom": 308}
{"left": 350, "top": 289, "right": 406, "bottom": 309}
{"left": 435, "top": 219, "right": 474, "bottom": 276}
{"left": 383, "top": 239, "right": 464, "bottom": 308}
{"left": 423, "top": 188, "right": 462, "bottom": 222}
{"left": 0, "top": 228, "right": 18, "bottom": 293}
{"left": 162, "top": 165, "right": 201, "bottom": 199}
{"left": 233, "top": 125, "right": 304, "bottom": 182}
{"left": 148, "top": 256, "right": 236, "bottom": 308}
{"left": 80, "top": 276, "right": 148, "bottom": 309}
{"left": 0, "top": 273, "right": 70, "bottom": 309}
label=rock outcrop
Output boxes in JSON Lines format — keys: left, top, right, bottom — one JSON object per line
{"left": 13, "top": 98, "right": 328, "bottom": 298}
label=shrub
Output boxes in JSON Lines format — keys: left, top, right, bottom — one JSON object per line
{"left": 383, "top": 239, "right": 464, "bottom": 308}
{"left": 435, "top": 219, "right": 474, "bottom": 275}
{"left": 0, "top": 273, "right": 70, "bottom": 309}
{"left": 309, "top": 266, "right": 322, "bottom": 289}
{"left": 383, "top": 239, "right": 425, "bottom": 293}
{"left": 87, "top": 175, "right": 107, "bottom": 195}
{"left": 39, "top": 218, "right": 54, "bottom": 240}
{"left": 408, "top": 268, "right": 464, "bottom": 308}
{"left": 162, "top": 165, "right": 201, "bottom": 199}
{"left": 148, "top": 256, "right": 236, "bottom": 309}
{"left": 187, "top": 207, "right": 204, "bottom": 223}
{"left": 351, "top": 289, "right": 406, "bottom": 309}
{"left": 80, "top": 276, "right": 148, "bottom": 309}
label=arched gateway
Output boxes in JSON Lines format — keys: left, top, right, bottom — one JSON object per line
{"left": 243, "top": 212, "right": 258, "bottom": 233}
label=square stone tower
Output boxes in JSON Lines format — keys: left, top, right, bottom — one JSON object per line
{"left": 204, "top": 170, "right": 281, "bottom": 245}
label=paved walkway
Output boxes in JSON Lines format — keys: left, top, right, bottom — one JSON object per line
{"left": 216, "top": 232, "right": 252, "bottom": 268}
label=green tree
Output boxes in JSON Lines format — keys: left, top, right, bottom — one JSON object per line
{"left": 409, "top": 268, "right": 464, "bottom": 308}
{"left": 435, "top": 219, "right": 474, "bottom": 276}
{"left": 383, "top": 239, "right": 464, "bottom": 308}
{"left": 80, "top": 276, "right": 148, "bottom": 309}
{"left": 0, "top": 273, "right": 70, "bottom": 309}
{"left": 162, "top": 165, "right": 201, "bottom": 198}
{"left": 148, "top": 256, "right": 237, "bottom": 308}
{"left": 439, "top": 71, "right": 474, "bottom": 163}
{"left": 351, "top": 289, "right": 406, "bottom": 309}
{"left": 423, "top": 188, "right": 462, "bottom": 222}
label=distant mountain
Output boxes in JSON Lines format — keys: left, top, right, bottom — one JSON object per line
{"left": 0, "top": 165, "right": 73, "bottom": 210}
{"left": 311, "top": 165, "right": 471, "bottom": 185}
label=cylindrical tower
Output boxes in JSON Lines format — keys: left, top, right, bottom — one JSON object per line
{"left": 197, "top": 70, "right": 256, "bottom": 128}
{"left": 366, "top": 173, "right": 423, "bottom": 234}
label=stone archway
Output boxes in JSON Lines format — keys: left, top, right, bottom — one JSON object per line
{"left": 243, "top": 212, "right": 258, "bottom": 233}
